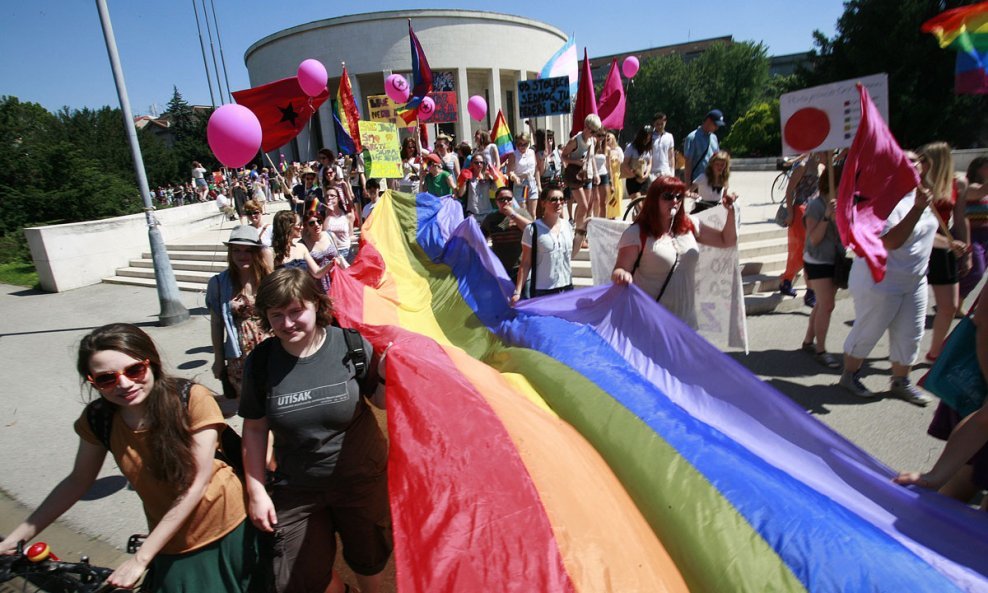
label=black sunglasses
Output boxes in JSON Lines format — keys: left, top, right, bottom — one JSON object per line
{"left": 306, "top": 219, "right": 321, "bottom": 227}
{"left": 496, "top": 197, "right": 513, "bottom": 203}
{"left": 661, "top": 192, "right": 685, "bottom": 202}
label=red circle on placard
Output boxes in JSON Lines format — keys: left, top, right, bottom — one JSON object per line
{"left": 784, "top": 108, "right": 830, "bottom": 152}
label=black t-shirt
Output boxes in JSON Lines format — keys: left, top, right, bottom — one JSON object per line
{"left": 480, "top": 212, "right": 524, "bottom": 272}
{"left": 239, "top": 329, "right": 385, "bottom": 489}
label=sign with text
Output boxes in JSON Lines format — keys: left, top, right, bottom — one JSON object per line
{"left": 429, "top": 91, "right": 458, "bottom": 124}
{"left": 366, "top": 94, "right": 413, "bottom": 128}
{"left": 518, "top": 76, "right": 572, "bottom": 118}
{"left": 779, "top": 73, "right": 889, "bottom": 155}
{"left": 358, "top": 121, "right": 402, "bottom": 179}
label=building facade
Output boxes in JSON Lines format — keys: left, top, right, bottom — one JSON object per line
{"left": 245, "top": 9, "right": 569, "bottom": 161}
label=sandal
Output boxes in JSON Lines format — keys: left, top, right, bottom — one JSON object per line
{"left": 801, "top": 341, "right": 816, "bottom": 354}
{"left": 814, "top": 351, "right": 841, "bottom": 369}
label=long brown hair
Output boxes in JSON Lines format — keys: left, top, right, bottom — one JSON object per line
{"left": 271, "top": 210, "right": 297, "bottom": 265}
{"left": 77, "top": 324, "right": 196, "bottom": 491}
{"left": 636, "top": 176, "right": 694, "bottom": 237}
{"left": 226, "top": 245, "right": 270, "bottom": 295}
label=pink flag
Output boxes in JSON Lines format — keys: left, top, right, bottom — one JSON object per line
{"left": 570, "top": 47, "right": 598, "bottom": 136}
{"left": 597, "top": 58, "right": 626, "bottom": 129}
{"left": 836, "top": 84, "right": 920, "bottom": 283}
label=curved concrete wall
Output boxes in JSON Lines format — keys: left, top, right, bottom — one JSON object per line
{"left": 245, "top": 10, "right": 569, "bottom": 159}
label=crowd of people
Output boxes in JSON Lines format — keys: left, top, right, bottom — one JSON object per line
{"left": 2, "top": 110, "right": 986, "bottom": 593}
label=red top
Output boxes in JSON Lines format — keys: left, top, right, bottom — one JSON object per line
{"left": 933, "top": 180, "right": 958, "bottom": 230}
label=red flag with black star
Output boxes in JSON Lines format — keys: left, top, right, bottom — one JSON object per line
{"left": 232, "top": 76, "right": 330, "bottom": 153}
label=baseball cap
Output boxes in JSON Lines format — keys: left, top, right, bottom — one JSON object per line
{"left": 706, "top": 109, "right": 726, "bottom": 127}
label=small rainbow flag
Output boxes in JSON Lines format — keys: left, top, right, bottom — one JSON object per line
{"left": 490, "top": 109, "right": 514, "bottom": 159}
{"left": 922, "top": 1, "right": 988, "bottom": 94}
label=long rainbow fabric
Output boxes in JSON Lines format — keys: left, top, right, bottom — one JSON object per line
{"left": 330, "top": 190, "right": 988, "bottom": 592}
{"left": 922, "top": 1, "right": 988, "bottom": 94}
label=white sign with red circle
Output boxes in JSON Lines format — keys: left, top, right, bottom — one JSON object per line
{"left": 779, "top": 73, "right": 889, "bottom": 156}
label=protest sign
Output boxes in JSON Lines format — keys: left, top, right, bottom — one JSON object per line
{"left": 779, "top": 73, "right": 889, "bottom": 155}
{"left": 430, "top": 91, "right": 458, "bottom": 124}
{"left": 518, "top": 76, "right": 572, "bottom": 118}
{"left": 366, "top": 94, "right": 413, "bottom": 127}
{"left": 358, "top": 121, "right": 402, "bottom": 179}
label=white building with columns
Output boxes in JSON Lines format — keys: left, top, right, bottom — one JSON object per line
{"left": 244, "top": 9, "right": 570, "bottom": 161}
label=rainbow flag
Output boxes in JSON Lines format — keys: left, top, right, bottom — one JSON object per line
{"left": 398, "top": 20, "right": 433, "bottom": 124}
{"left": 490, "top": 109, "right": 514, "bottom": 159}
{"left": 329, "top": 189, "right": 988, "bottom": 593}
{"left": 922, "top": 1, "right": 988, "bottom": 94}
{"left": 335, "top": 65, "right": 362, "bottom": 154}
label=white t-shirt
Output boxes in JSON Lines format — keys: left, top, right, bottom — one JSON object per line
{"left": 361, "top": 201, "right": 377, "bottom": 221}
{"left": 693, "top": 173, "right": 725, "bottom": 205}
{"left": 511, "top": 149, "right": 537, "bottom": 179}
{"left": 650, "top": 132, "right": 675, "bottom": 176}
{"left": 618, "top": 219, "right": 701, "bottom": 328}
{"left": 259, "top": 224, "right": 273, "bottom": 248}
{"left": 192, "top": 167, "right": 207, "bottom": 180}
{"left": 850, "top": 191, "right": 938, "bottom": 293}
{"left": 521, "top": 219, "right": 574, "bottom": 291}
{"left": 324, "top": 214, "right": 351, "bottom": 251}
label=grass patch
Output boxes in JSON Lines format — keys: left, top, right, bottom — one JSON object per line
{"left": 0, "top": 261, "right": 39, "bottom": 288}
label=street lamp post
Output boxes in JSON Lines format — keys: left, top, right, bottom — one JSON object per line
{"left": 95, "top": 0, "right": 190, "bottom": 327}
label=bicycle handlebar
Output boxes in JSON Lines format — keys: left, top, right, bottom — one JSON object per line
{"left": 0, "top": 539, "right": 117, "bottom": 593}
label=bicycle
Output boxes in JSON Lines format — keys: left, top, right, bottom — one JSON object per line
{"left": 771, "top": 156, "right": 804, "bottom": 203}
{"left": 0, "top": 537, "right": 144, "bottom": 593}
{"left": 623, "top": 196, "right": 645, "bottom": 221}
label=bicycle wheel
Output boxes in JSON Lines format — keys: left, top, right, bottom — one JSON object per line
{"left": 771, "top": 172, "right": 789, "bottom": 203}
{"left": 623, "top": 197, "right": 645, "bottom": 221}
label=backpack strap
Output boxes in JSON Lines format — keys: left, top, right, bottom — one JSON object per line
{"left": 85, "top": 398, "right": 114, "bottom": 451}
{"left": 342, "top": 328, "right": 367, "bottom": 379}
{"left": 529, "top": 222, "right": 538, "bottom": 296}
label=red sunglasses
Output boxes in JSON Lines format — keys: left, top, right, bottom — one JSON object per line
{"left": 87, "top": 359, "right": 150, "bottom": 390}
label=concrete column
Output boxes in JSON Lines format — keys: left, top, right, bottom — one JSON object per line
{"left": 489, "top": 67, "right": 502, "bottom": 129}
{"left": 317, "top": 100, "right": 336, "bottom": 155}
{"left": 456, "top": 67, "right": 470, "bottom": 143}
{"left": 350, "top": 75, "right": 365, "bottom": 121}
{"left": 515, "top": 70, "right": 526, "bottom": 133}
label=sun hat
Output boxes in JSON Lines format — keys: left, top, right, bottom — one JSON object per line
{"left": 224, "top": 225, "right": 261, "bottom": 246}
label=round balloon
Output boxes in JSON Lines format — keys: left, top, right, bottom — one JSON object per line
{"left": 622, "top": 56, "right": 640, "bottom": 79}
{"left": 207, "top": 104, "right": 262, "bottom": 168}
{"left": 385, "top": 74, "right": 410, "bottom": 103}
{"left": 467, "top": 95, "right": 487, "bottom": 122}
{"left": 297, "top": 59, "right": 328, "bottom": 97}
{"left": 418, "top": 96, "right": 436, "bottom": 121}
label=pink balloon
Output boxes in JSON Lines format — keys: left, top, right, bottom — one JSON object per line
{"left": 467, "top": 95, "right": 487, "bottom": 122}
{"left": 622, "top": 56, "right": 640, "bottom": 79}
{"left": 297, "top": 59, "right": 327, "bottom": 97}
{"left": 418, "top": 96, "right": 436, "bottom": 121}
{"left": 207, "top": 104, "right": 262, "bottom": 168}
{"left": 385, "top": 74, "right": 410, "bottom": 103}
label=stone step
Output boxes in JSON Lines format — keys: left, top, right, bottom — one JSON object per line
{"left": 131, "top": 258, "right": 226, "bottom": 274}
{"left": 144, "top": 250, "right": 227, "bottom": 262}
{"left": 115, "top": 266, "right": 215, "bottom": 284}
{"left": 738, "top": 236, "right": 789, "bottom": 260}
{"left": 102, "top": 275, "right": 206, "bottom": 293}
{"left": 571, "top": 259, "right": 592, "bottom": 278}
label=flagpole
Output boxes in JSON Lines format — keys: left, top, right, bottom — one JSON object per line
{"left": 95, "top": 0, "right": 189, "bottom": 327}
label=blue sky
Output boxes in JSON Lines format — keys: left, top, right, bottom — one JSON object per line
{"left": 0, "top": 1, "right": 845, "bottom": 115}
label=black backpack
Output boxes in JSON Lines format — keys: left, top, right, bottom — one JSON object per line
{"left": 85, "top": 379, "right": 244, "bottom": 475}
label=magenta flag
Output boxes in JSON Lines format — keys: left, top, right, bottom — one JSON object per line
{"left": 597, "top": 58, "right": 626, "bottom": 129}
{"left": 570, "top": 47, "right": 598, "bottom": 136}
{"left": 835, "top": 84, "right": 920, "bottom": 283}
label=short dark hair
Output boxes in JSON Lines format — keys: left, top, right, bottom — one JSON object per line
{"left": 541, "top": 184, "right": 564, "bottom": 199}
{"left": 256, "top": 267, "right": 335, "bottom": 332}
{"left": 653, "top": 112, "right": 667, "bottom": 121}
{"left": 365, "top": 178, "right": 381, "bottom": 191}
{"left": 495, "top": 187, "right": 513, "bottom": 199}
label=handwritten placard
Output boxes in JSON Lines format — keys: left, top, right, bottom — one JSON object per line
{"left": 779, "top": 73, "right": 889, "bottom": 155}
{"left": 358, "top": 121, "right": 402, "bottom": 179}
{"left": 518, "top": 76, "right": 572, "bottom": 118}
{"left": 430, "top": 91, "right": 458, "bottom": 124}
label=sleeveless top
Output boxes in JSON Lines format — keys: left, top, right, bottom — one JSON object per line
{"left": 933, "top": 181, "right": 958, "bottom": 229}
{"left": 512, "top": 149, "right": 537, "bottom": 179}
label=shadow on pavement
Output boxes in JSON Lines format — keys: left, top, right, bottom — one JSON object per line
{"left": 7, "top": 288, "right": 45, "bottom": 297}
{"left": 0, "top": 321, "right": 157, "bottom": 338}
{"left": 80, "top": 475, "right": 128, "bottom": 501}
{"left": 177, "top": 359, "right": 208, "bottom": 370}
{"left": 766, "top": 377, "right": 880, "bottom": 416}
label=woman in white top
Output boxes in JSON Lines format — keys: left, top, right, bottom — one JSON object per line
{"left": 322, "top": 190, "right": 354, "bottom": 263}
{"left": 474, "top": 129, "right": 501, "bottom": 172}
{"left": 504, "top": 131, "right": 539, "bottom": 212}
{"left": 611, "top": 176, "right": 737, "bottom": 329}
{"left": 690, "top": 150, "right": 736, "bottom": 213}
{"left": 535, "top": 130, "right": 562, "bottom": 217}
{"left": 511, "top": 186, "right": 575, "bottom": 303}
{"left": 561, "top": 114, "right": 602, "bottom": 254}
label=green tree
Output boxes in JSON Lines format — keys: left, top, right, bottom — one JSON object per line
{"left": 723, "top": 101, "right": 781, "bottom": 157}
{"left": 802, "top": 0, "right": 987, "bottom": 148}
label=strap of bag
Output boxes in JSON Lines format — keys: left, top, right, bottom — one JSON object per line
{"left": 341, "top": 327, "right": 367, "bottom": 379}
{"left": 631, "top": 227, "right": 647, "bottom": 275}
{"left": 529, "top": 222, "right": 538, "bottom": 296}
{"left": 657, "top": 251, "right": 679, "bottom": 302}
{"left": 628, "top": 228, "right": 678, "bottom": 301}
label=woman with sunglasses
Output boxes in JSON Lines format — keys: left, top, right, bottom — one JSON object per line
{"left": 271, "top": 210, "right": 335, "bottom": 279}
{"left": 611, "top": 176, "right": 737, "bottom": 328}
{"left": 0, "top": 323, "right": 258, "bottom": 591}
{"left": 322, "top": 189, "right": 355, "bottom": 263}
{"left": 511, "top": 185, "right": 574, "bottom": 303}
{"left": 435, "top": 133, "right": 460, "bottom": 178}
{"left": 208, "top": 225, "right": 273, "bottom": 399}
{"left": 299, "top": 198, "right": 344, "bottom": 294}
{"left": 240, "top": 267, "right": 390, "bottom": 593}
